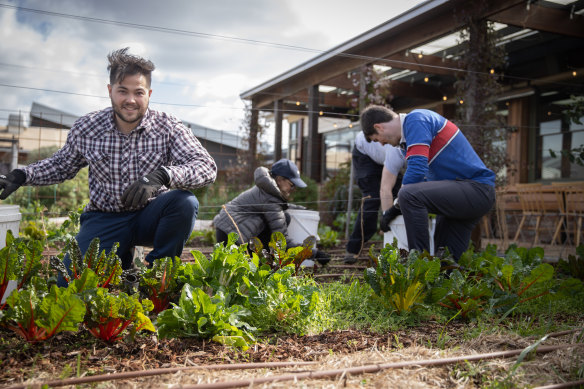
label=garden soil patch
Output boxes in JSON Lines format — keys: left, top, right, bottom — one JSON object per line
{"left": 1, "top": 323, "right": 582, "bottom": 388}
{"left": 11, "top": 240, "right": 582, "bottom": 388}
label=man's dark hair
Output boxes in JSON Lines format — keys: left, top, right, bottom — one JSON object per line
{"left": 107, "top": 47, "right": 155, "bottom": 87}
{"left": 360, "top": 105, "right": 397, "bottom": 142}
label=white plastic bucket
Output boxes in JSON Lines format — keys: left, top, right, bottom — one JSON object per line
{"left": 0, "top": 205, "right": 21, "bottom": 249}
{"left": 287, "top": 209, "right": 320, "bottom": 246}
{"left": 0, "top": 205, "right": 21, "bottom": 304}
{"left": 383, "top": 215, "right": 436, "bottom": 255}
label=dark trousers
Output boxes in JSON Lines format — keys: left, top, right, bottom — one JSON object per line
{"left": 346, "top": 176, "right": 382, "bottom": 255}
{"left": 59, "top": 190, "right": 198, "bottom": 286}
{"left": 398, "top": 180, "right": 495, "bottom": 260}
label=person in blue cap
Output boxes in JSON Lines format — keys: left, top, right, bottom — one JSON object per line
{"left": 213, "top": 159, "right": 309, "bottom": 248}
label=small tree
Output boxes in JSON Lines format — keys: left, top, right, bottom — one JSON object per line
{"left": 454, "top": 3, "right": 509, "bottom": 187}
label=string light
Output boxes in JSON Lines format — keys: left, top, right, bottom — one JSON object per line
{"left": 573, "top": 71, "right": 577, "bottom": 77}
{"left": 296, "top": 101, "right": 300, "bottom": 106}
{"left": 442, "top": 96, "right": 447, "bottom": 101}
{"left": 490, "top": 69, "right": 495, "bottom": 74}
{"left": 424, "top": 76, "right": 429, "bottom": 82}
{"left": 418, "top": 52, "right": 423, "bottom": 59}
{"left": 319, "top": 111, "right": 323, "bottom": 115}
{"left": 459, "top": 99, "right": 464, "bottom": 105}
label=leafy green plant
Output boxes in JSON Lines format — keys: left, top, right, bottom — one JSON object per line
{"left": 139, "top": 256, "right": 184, "bottom": 314}
{"left": 52, "top": 237, "right": 122, "bottom": 289}
{"left": 84, "top": 287, "right": 155, "bottom": 343}
{"left": 0, "top": 277, "right": 85, "bottom": 343}
{"left": 365, "top": 246, "right": 441, "bottom": 314}
{"left": 483, "top": 246, "right": 554, "bottom": 313}
{"left": 245, "top": 267, "right": 320, "bottom": 335}
{"left": 317, "top": 225, "right": 340, "bottom": 249}
{"left": 156, "top": 284, "right": 253, "bottom": 350}
{"left": 558, "top": 245, "right": 584, "bottom": 281}
{"left": 250, "top": 231, "right": 315, "bottom": 275}
{"left": 431, "top": 269, "right": 493, "bottom": 318}
{"left": 0, "top": 231, "right": 44, "bottom": 309}
{"left": 184, "top": 235, "right": 255, "bottom": 307}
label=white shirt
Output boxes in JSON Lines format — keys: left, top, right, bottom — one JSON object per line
{"left": 355, "top": 131, "right": 405, "bottom": 175}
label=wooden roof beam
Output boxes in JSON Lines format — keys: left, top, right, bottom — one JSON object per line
{"left": 489, "top": 2, "right": 584, "bottom": 38}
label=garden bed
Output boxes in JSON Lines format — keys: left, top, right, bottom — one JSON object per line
{"left": 2, "top": 230, "right": 584, "bottom": 388}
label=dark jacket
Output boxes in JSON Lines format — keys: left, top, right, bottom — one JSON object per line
{"left": 213, "top": 167, "right": 300, "bottom": 245}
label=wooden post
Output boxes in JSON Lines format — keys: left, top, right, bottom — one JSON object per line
{"left": 307, "top": 85, "right": 322, "bottom": 182}
{"left": 274, "top": 100, "right": 283, "bottom": 162}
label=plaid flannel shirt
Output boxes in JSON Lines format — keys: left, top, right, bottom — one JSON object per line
{"left": 23, "top": 107, "right": 217, "bottom": 212}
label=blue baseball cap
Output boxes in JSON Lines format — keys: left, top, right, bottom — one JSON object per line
{"left": 270, "top": 159, "right": 307, "bottom": 188}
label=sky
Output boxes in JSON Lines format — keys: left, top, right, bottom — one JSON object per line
{"left": 0, "top": 0, "right": 425, "bottom": 147}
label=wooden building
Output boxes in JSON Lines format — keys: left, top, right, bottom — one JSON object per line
{"left": 240, "top": 0, "right": 584, "bottom": 186}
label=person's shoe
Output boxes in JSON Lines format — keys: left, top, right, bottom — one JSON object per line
{"left": 314, "top": 250, "right": 331, "bottom": 265}
{"left": 343, "top": 252, "right": 359, "bottom": 264}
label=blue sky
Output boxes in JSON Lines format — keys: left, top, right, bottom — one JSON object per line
{"left": 0, "top": 0, "right": 424, "bottom": 147}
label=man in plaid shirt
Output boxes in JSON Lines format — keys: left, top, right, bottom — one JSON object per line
{"left": 0, "top": 48, "right": 217, "bottom": 277}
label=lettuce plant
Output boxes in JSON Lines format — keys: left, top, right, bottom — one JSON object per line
{"left": 157, "top": 284, "right": 253, "bottom": 350}
{"left": 184, "top": 234, "right": 255, "bottom": 306}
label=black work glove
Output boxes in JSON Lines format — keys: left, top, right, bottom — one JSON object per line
{"left": 379, "top": 206, "right": 402, "bottom": 232}
{"left": 0, "top": 169, "right": 26, "bottom": 200}
{"left": 121, "top": 168, "right": 170, "bottom": 209}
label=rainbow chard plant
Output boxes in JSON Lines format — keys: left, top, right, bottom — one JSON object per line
{"left": 250, "top": 232, "right": 315, "bottom": 275}
{"left": 483, "top": 246, "right": 555, "bottom": 313}
{"left": 84, "top": 288, "right": 154, "bottom": 343}
{"left": 139, "top": 256, "right": 184, "bottom": 314}
{"left": 0, "top": 276, "right": 85, "bottom": 343}
{"left": 0, "top": 231, "right": 44, "bottom": 309}
{"left": 52, "top": 237, "right": 123, "bottom": 288}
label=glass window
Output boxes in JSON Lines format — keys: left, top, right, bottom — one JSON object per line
{"left": 538, "top": 115, "right": 584, "bottom": 180}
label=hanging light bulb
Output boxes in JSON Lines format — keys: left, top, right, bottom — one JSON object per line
{"left": 424, "top": 76, "right": 429, "bottom": 82}
{"left": 296, "top": 101, "right": 300, "bottom": 106}
{"left": 442, "top": 95, "right": 447, "bottom": 101}
{"left": 418, "top": 52, "right": 423, "bottom": 59}
{"left": 459, "top": 99, "right": 464, "bottom": 105}
{"left": 490, "top": 69, "right": 495, "bottom": 74}
{"left": 573, "top": 71, "right": 578, "bottom": 77}
{"left": 319, "top": 111, "right": 324, "bottom": 116}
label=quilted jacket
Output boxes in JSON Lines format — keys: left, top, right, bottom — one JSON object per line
{"left": 213, "top": 166, "right": 300, "bottom": 245}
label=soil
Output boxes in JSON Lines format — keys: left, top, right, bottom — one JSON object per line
{"left": 1, "top": 240, "right": 582, "bottom": 388}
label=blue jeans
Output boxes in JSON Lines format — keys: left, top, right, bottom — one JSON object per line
{"left": 57, "top": 190, "right": 198, "bottom": 286}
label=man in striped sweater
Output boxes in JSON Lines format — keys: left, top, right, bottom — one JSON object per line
{"left": 360, "top": 105, "right": 495, "bottom": 261}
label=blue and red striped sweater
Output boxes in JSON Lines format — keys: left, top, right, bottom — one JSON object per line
{"left": 402, "top": 109, "right": 495, "bottom": 186}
